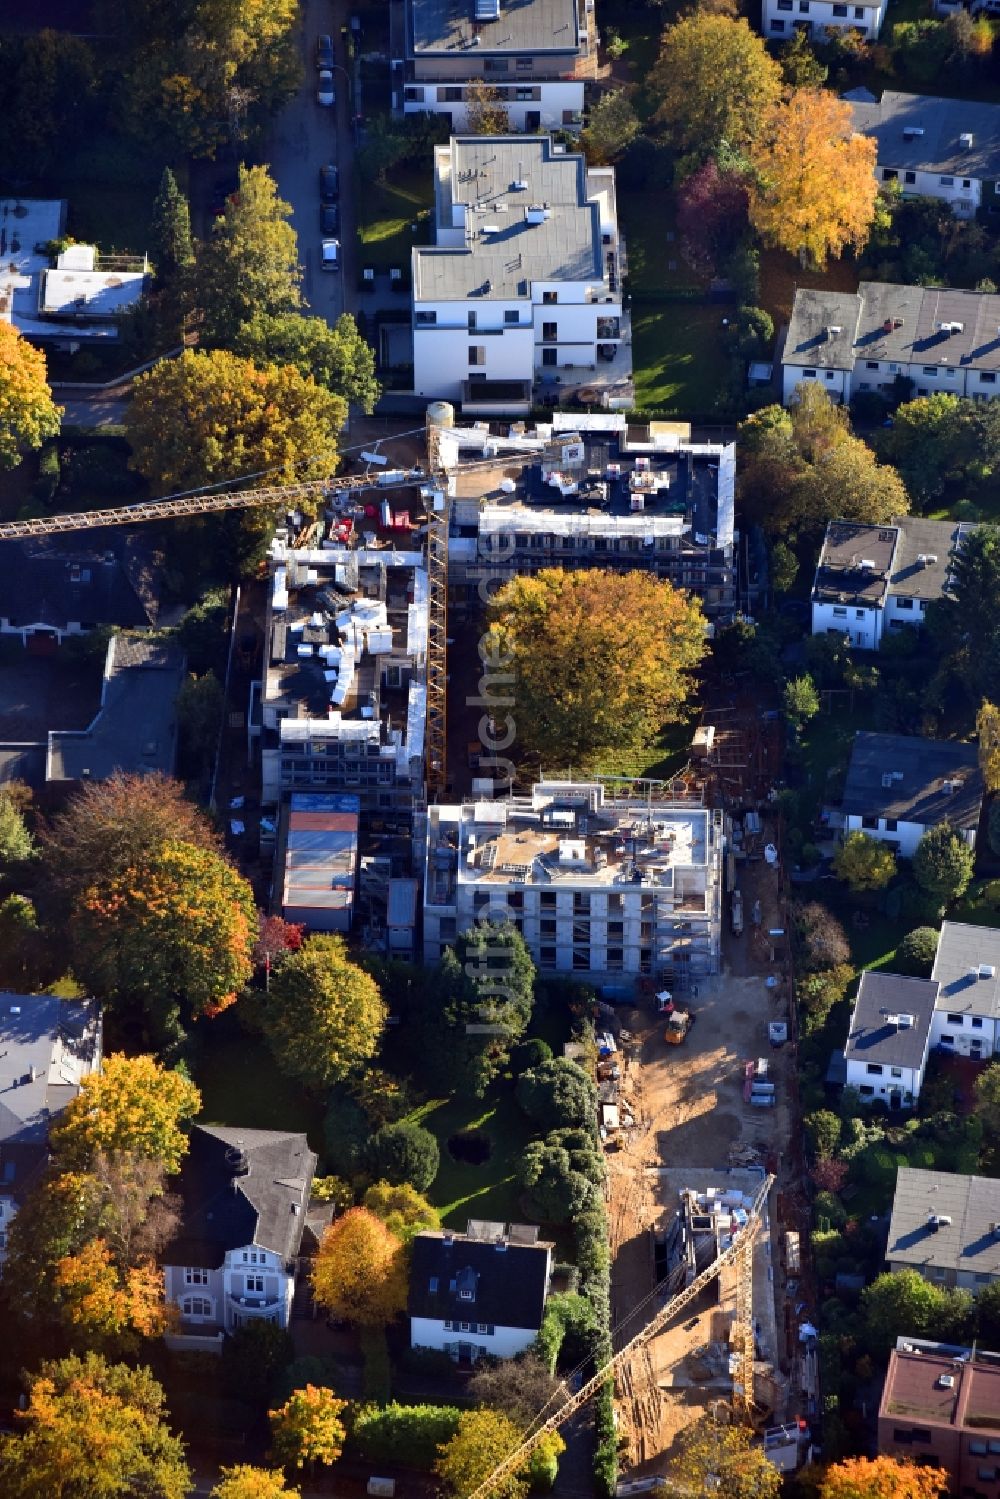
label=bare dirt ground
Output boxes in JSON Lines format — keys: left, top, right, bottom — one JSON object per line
{"left": 606, "top": 833, "right": 808, "bottom": 1478}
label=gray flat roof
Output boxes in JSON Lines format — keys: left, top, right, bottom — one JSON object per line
{"left": 888, "top": 1167, "right": 1000, "bottom": 1278}
{"left": 841, "top": 731, "right": 983, "bottom": 831}
{"left": 844, "top": 971, "right": 937, "bottom": 1069}
{"left": 932, "top": 922, "right": 1000, "bottom": 1021}
{"left": 849, "top": 90, "right": 1000, "bottom": 182}
{"left": 890, "top": 517, "right": 971, "bottom": 603}
{"left": 413, "top": 136, "right": 605, "bottom": 302}
{"left": 785, "top": 282, "right": 1000, "bottom": 375}
{"left": 46, "top": 635, "right": 184, "bottom": 783}
{"left": 813, "top": 520, "right": 899, "bottom": 606}
{"left": 409, "top": 0, "right": 581, "bottom": 56}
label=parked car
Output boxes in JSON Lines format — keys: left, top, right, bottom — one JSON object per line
{"left": 319, "top": 164, "right": 339, "bottom": 202}
{"left": 316, "top": 33, "right": 334, "bottom": 68}
{"left": 321, "top": 238, "right": 340, "bottom": 272}
{"left": 320, "top": 202, "right": 339, "bottom": 235}
{"left": 317, "top": 70, "right": 335, "bottom": 107}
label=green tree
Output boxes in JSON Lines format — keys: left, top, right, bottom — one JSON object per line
{"left": 912, "top": 824, "right": 975, "bottom": 905}
{"left": 515, "top": 1059, "right": 598, "bottom": 1133}
{"left": 198, "top": 166, "right": 302, "bottom": 345}
{"left": 581, "top": 90, "right": 640, "bottom": 164}
{"left": 669, "top": 1415, "right": 780, "bottom": 1499}
{"left": 71, "top": 840, "right": 257, "bottom": 1031}
{"left": 222, "top": 1323, "right": 295, "bottom": 1407}
{"left": 435, "top": 1408, "right": 535, "bottom": 1499}
{"left": 798, "top": 964, "right": 854, "bottom": 1035}
{"left": 0, "top": 322, "right": 61, "bottom": 470}
{"left": 770, "top": 540, "right": 799, "bottom": 593}
{"left": 895, "top": 927, "right": 940, "bottom": 977}
{"left": 0, "top": 1352, "right": 189, "bottom": 1498}
{"left": 650, "top": 15, "right": 782, "bottom": 157}
{"left": 793, "top": 438, "right": 909, "bottom": 530}
{"left": 51, "top": 1053, "right": 201, "bottom": 1173}
{"left": 886, "top": 395, "right": 970, "bottom": 505}
{"left": 927, "top": 525, "right": 1000, "bottom": 707}
{"left": 861, "top": 1269, "right": 974, "bottom": 1356}
{"left": 176, "top": 671, "right": 224, "bottom": 776}
{"left": 362, "top": 1181, "right": 440, "bottom": 1242}
{"left": 974, "top": 1061, "right": 1000, "bottom": 1135}
{"left": 518, "top": 1142, "right": 597, "bottom": 1223}
{"left": 0, "top": 31, "right": 97, "bottom": 176}
{"left": 833, "top": 831, "right": 896, "bottom": 892}
{"left": 269, "top": 1385, "right": 347, "bottom": 1472}
{"left": 783, "top": 674, "right": 820, "bottom": 732}
{"left": 425, "top": 921, "right": 537, "bottom": 1096}
{"left": 977, "top": 1279, "right": 1000, "bottom": 1344}
{"left": 486, "top": 569, "right": 706, "bottom": 764}
{"left": 804, "top": 1109, "right": 842, "bottom": 1160}
{"left": 263, "top": 934, "right": 387, "bottom": 1088}
{"left": 780, "top": 28, "right": 829, "bottom": 88}
{"left": 366, "top": 1122, "right": 440, "bottom": 1192}
{"left": 231, "top": 312, "right": 380, "bottom": 412}
{"left": 150, "top": 167, "right": 194, "bottom": 293}
{"left": 126, "top": 348, "right": 345, "bottom": 497}
{"left": 0, "top": 791, "right": 34, "bottom": 865}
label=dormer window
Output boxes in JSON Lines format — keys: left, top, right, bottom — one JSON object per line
{"left": 460, "top": 1288, "right": 474, "bottom": 1300}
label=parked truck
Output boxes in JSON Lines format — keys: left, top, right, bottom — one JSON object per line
{"left": 731, "top": 888, "right": 744, "bottom": 936}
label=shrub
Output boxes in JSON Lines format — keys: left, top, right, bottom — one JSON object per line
{"left": 794, "top": 902, "right": 851, "bottom": 972}
{"left": 366, "top": 1121, "right": 440, "bottom": 1191}
{"left": 515, "top": 1058, "right": 597, "bottom": 1133}
{"left": 798, "top": 963, "right": 854, "bottom": 1034}
{"left": 534, "top": 1293, "right": 597, "bottom": 1373}
{"left": 833, "top": 831, "right": 896, "bottom": 892}
{"left": 351, "top": 1402, "right": 460, "bottom": 1469}
{"left": 222, "top": 1321, "right": 294, "bottom": 1405}
{"left": 804, "top": 1109, "right": 842, "bottom": 1160}
{"left": 511, "top": 1036, "right": 553, "bottom": 1075}
{"left": 360, "top": 1326, "right": 392, "bottom": 1402}
{"left": 33, "top": 440, "right": 60, "bottom": 502}
{"left": 913, "top": 824, "right": 975, "bottom": 905}
{"left": 895, "top": 926, "right": 939, "bottom": 977}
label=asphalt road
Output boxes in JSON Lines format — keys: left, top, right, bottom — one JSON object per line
{"left": 264, "top": 0, "right": 358, "bottom": 327}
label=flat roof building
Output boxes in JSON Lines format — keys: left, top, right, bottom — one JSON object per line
{"left": 878, "top": 1337, "right": 1000, "bottom": 1494}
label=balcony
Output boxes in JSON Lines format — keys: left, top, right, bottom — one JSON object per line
{"left": 533, "top": 313, "right": 634, "bottom": 410}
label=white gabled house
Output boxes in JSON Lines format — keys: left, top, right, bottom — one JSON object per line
{"left": 409, "top": 1222, "right": 553, "bottom": 1363}
{"left": 763, "top": 0, "right": 886, "bottom": 40}
{"left": 843, "top": 971, "right": 937, "bottom": 1108}
{"left": 930, "top": 922, "right": 1000, "bottom": 1060}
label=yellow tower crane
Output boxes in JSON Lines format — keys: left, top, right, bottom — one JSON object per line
{"left": 466, "top": 1173, "right": 775, "bottom": 1499}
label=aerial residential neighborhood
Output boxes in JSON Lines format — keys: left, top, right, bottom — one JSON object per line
{"left": 4, "top": 0, "right": 1000, "bottom": 1496}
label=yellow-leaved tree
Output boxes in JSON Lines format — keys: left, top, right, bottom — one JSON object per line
{"left": 977, "top": 700, "right": 1000, "bottom": 792}
{"left": 269, "top": 1385, "right": 347, "bottom": 1472}
{"left": 749, "top": 88, "right": 878, "bottom": 267}
{"left": 650, "top": 14, "right": 781, "bottom": 156}
{"left": 818, "top": 1455, "right": 949, "bottom": 1499}
{"left": 435, "top": 1409, "right": 549, "bottom": 1499}
{"left": 54, "top": 1238, "right": 173, "bottom": 1350}
{"left": 51, "top": 1053, "right": 202, "bottom": 1174}
{"left": 310, "top": 1208, "right": 408, "bottom": 1327}
{"left": 486, "top": 568, "right": 706, "bottom": 765}
{"left": 210, "top": 1468, "right": 301, "bottom": 1499}
{"left": 0, "top": 321, "right": 62, "bottom": 469}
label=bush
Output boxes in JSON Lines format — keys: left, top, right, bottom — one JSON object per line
{"left": 794, "top": 901, "right": 851, "bottom": 972}
{"left": 360, "top": 1325, "right": 392, "bottom": 1402}
{"left": 833, "top": 831, "right": 896, "bottom": 892}
{"left": 804, "top": 1109, "right": 842, "bottom": 1161}
{"left": 895, "top": 926, "right": 940, "bottom": 977}
{"left": 33, "top": 440, "right": 60, "bottom": 502}
{"left": 351, "top": 1402, "right": 460, "bottom": 1469}
{"left": 515, "top": 1058, "right": 597, "bottom": 1133}
{"left": 534, "top": 1293, "right": 597, "bottom": 1373}
{"left": 511, "top": 1036, "right": 553, "bottom": 1075}
{"left": 798, "top": 963, "right": 854, "bottom": 1035}
{"left": 366, "top": 1120, "right": 440, "bottom": 1191}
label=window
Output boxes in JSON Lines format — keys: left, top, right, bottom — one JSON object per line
{"left": 459, "top": 1320, "right": 471, "bottom": 1332}
{"left": 963, "top": 179, "right": 971, "bottom": 189}
{"left": 429, "top": 1276, "right": 438, "bottom": 1292}
{"left": 542, "top": 321, "right": 557, "bottom": 341}
{"left": 799, "top": 1, "right": 810, "bottom": 10}
{"left": 832, "top": 2, "right": 847, "bottom": 12}
{"left": 866, "top": 1063, "right": 884, "bottom": 1075}
{"left": 459, "top": 1287, "right": 474, "bottom": 1301}
{"left": 415, "top": 310, "right": 437, "bottom": 326}
{"left": 183, "top": 1296, "right": 212, "bottom": 1318}
{"left": 476, "top": 1321, "right": 494, "bottom": 1334}
{"left": 484, "top": 58, "right": 508, "bottom": 72}
{"left": 542, "top": 291, "right": 558, "bottom": 304}
{"left": 862, "top": 815, "right": 878, "bottom": 830}
{"left": 825, "top": 371, "right": 835, "bottom": 380}
{"left": 866, "top": 360, "right": 879, "bottom": 370}
{"left": 855, "top": 609, "right": 865, "bottom": 619}
{"left": 833, "top": 606, "right": 848, "bottom": 617}
{"left": 246, "top": 1274, "right": 264, "bottom": 1293}
{"left": 894, "top": 1429, "right": 914, "bottom": 1445}
{"left": 854, "top": 5, "right": 864, "bottom": 15}
{"left": 912, "top": 1429, "right": 932, "bottom": 1443}
{"left": 940, "top": 176, "right": 954, "bottom": 186}
{"left": 504, "top": 310, "right": 519, "bottom": 325}
{"left": 971, "top": 1442, "right": 989, "bottom": 1456}
{"left": 891, "top": 1067, "right": 903, "bottom": 1078}
{"left": 982, "top": 372, "right": 997, "bottom": 384}
{"left": 516, "top": 56, "right": 532, "bottom": 70}
{"left": 539, "top": 946, "right": 556, "bottom": 968}
{"left": 977, "top": 1274, "right": 993, "bottom": 1286}
{"left": 896, "top": 596, "right": 914, "bottom": 610}
{"left": 922, "top": 366, "right": 939, "bottom": 376}
{"left": 885, "top": 818, "right": 897, "bottom": 832}
{"left": 468, "top": 345, "right": 485, "bottom": 366}
{"left": 769, "top": 17, "right": 785, "bottom": 27}
{"left": 972, "top": 1017, "right": 984, "bottom": 1029}
{"left": 777, "top": 1, "right": 792, "bottom": 9}
{"left": 883, "top": 169, "right": 898, "bottom": 181}
{"left": 977, "top": 1470, "right": 997, "bottom": 1483}
{"left": 941, "top": 1034, "right": 954, "bottom": 1045}
{"left": 802, "top": 368, "right": 816, "bottom": 377}
{"left": 468, "top": 310, "right": 477, "bottom": 330}
{"left": 441, "top": 87, "right": 462, "bottom": 102}
{"left": 185, "top": 1267, "right": 209, "bottom": 1285}
{"left": 905, "top": 172, "right": 916, "bottom": 184}
{"left": 860, "top": 1084, "right": 875, "bottom": 1096}
{"left": 542, "top": 347, "right": 557, "bottom": 366}
{"left": 988, "top": 1441, "right": 1000, "bottom": 1455}
{"left": 947, "top": 1013, "right": 964, "bottom": 1026}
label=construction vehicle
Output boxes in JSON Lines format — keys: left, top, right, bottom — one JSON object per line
{"left": 464, "top": 1174, "right": 775, "bottom": 1499}
{"left": 664, "top": 1006, "right": 695, "bottom": 1045}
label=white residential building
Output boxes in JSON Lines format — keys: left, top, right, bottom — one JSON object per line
{"left": 163, "top": 1126, "right": 321, "bottom": 1351}
{"left": 392, "top": 0, "right": 594, "bottom": 132}
{"left": 930, "top": 922, "right": 1000, "bottom": 1059}
{"left": 409, "top": 1222, "right": 553, "bottom": 1363}
{"left": 763, "top": 0, "right": 886, "bottom": 40}
{"left": 0, "top": 993, "right": 101, "bottom": 1268}
{"left": 840, "top": 731, "right": 983, "bottom": 859}
{"left": 424, "top": 780, "right": 723, "bottom": 984}
{"left": 887, "top": 1169, "right": 1000, "bottom": 1292}
{"left": 848, "top": 91, "right": 1000, "bottom": 219}
{"left": 843, "top": 971, "right": 936, "bottom": 1108}
{"left": 782, "top": 282, "right": 1000, "bottom": 406}
{"left": 412, "top": 135, "right": 631, "bottom": 412}
{"left": 253, "top": 531, "right": 429, "bottom": 816}
{"left": 810, "top": 516, "right": 971, "bottom": 649}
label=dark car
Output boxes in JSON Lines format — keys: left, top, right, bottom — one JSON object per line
{"left": 319, "top": 163, "right": 339, "bottom": 202}
{"left": 320, "top": 202, "right": 339, "bottom": 235}
{"left": 316, "top": 33, "right": 334, "bottom": 68}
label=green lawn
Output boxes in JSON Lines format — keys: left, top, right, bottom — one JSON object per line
{"left": 358, "top": 168, "right": 434, "bottom": 272}
{"left": 619, "top": 189, "right": 703, "bottom": 296}
{"left": 581, "top": 720, "right": 693, "bottom": 783}
{"left": 194, "top": 1016, "right": 326, "bottom": 1155}
{"left": 630, "top": 302, "right": 731, "bottom": 417}
{"left": 403, "top": 1090, "right": 535, "bottom": 1229}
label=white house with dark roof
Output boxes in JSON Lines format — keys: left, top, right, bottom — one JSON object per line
{"left": 843, "top": 971, "right": 937, "bottom": 1107}
{"left": 763, "top": 0, "right": 886, "bottom": 41}
{"left": 887, "top": 1167, "right": 1000, "bottom": 1292}
{"left": 930, "top": 922, "right": 1000, "bottom": 1059}
{"left": 840, "top": 731, "right": 983, "bottom": 858}
{"left": 392, "top": 0, "right": 594, "bottom": 132}
{"left": 411, "top": 135, "right": 630, "bottom": 412}
{"left": 0, "top": 993, "right": 101, "bottom": 1267}
{"left": 162, "top": 1125, "right": 322, "bottom": 1350}
{"left": 408, "top": 1221, "right": 553, "bottom": 1362}
{"left": 811, "top": 516, "right": 971, "bottom": 648}
{"left": 781, "top": 282, "right": 1000, "bottom": 406}
{"left": 848, "top": 91, "right": 1000, "bottom": 219}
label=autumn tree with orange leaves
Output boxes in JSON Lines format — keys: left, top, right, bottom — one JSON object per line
{"left": 749, "top": 88, "right": 878, "bottom": 267}
{"left": 311, "top": 1208, "right": 408, "bottom": 1327}
{"left": 269, "top": 1385, "right": 347, "bottom": 1472}
{"left": 54, "top": 1238, "right": 173, "bottom": 1352}
{"left": 51, "top": 1053, "right": 201, "bottom": 1174}
{"left": 486, "top": 569, "right": 706, "bottom": 764}
{"left": 818, "top": 1455, "right": 949, "bottom": 1499}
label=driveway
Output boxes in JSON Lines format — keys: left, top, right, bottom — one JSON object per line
{"left": 264, "top": 0, "right": 359, "bottom": 326}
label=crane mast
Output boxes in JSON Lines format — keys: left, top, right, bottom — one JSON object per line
{"left": 466, "top": 1174, "right": 774, "bottom": 1499}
